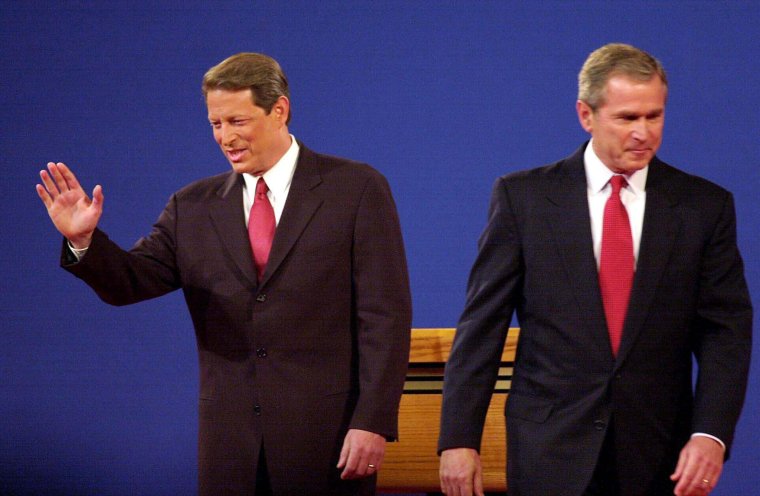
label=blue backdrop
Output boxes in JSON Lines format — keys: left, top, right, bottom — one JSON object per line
{"left": 2, "top": 1, "right": 758, "bottom": 494}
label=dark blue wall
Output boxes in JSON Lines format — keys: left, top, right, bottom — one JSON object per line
{"left": 2, "top": 1, "right": 758, "bottom": 494}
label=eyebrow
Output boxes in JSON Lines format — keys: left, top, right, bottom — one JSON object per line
{"left": 614, "top": 108, "right": 663, "bottom": 118}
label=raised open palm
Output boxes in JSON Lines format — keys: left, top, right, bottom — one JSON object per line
{"left": 36, "top": 162, "right": 103, "bottom": 248}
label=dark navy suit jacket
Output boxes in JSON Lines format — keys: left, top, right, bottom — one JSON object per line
{"left": 439, "top": 143, "right": 752, "bottom": 496}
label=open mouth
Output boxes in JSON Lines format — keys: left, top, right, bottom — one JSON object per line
{"left": 226, "top": 149, "right": 247, "bottom": 162}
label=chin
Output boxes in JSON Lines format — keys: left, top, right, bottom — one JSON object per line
{"left": 230, "top": 162, "right": 254, "bottom": 174}
{"left": 626, "top": 163, "right": 649, "bottom": 173}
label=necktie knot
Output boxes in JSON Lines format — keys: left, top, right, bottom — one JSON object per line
{"left": 609, "top": 175, "right": 626, "bottom": 195}
{"left": 256, "top": 177, "right": 269, "bottom": 197}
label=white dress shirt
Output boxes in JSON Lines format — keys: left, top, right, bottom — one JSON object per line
{"left": 584, "top": 139, "right": 647, "bottom": 269}
{"left": 241, "top": 135, "right": 299, "bottom": 226}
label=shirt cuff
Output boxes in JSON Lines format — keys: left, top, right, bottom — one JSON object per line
{"left": 691, "top": 432, "right": 726, "bottom": 451}
{"left": 67, "top": 241, "right": 89, "bottom": 261}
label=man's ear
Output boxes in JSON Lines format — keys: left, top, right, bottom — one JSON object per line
{"left": 576, "top": 100, "right": 594, "bottom": 133}
{"left": 272, "top": 96, "right": 290, "bottom": 124}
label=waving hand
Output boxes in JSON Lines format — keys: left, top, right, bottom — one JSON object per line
{"left": 36, "top": 162, "right": 103, "bottom": 248}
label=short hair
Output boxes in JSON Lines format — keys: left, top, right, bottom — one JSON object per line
{"left": 202, "top": 52, "right": 291, "bottom": 124}
{"left": 578, "top": 43, "right": 668, "bottom": 111}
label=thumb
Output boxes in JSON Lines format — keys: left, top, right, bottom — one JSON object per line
{"left": 92, "top": 185, "right": 104, "bottom": 207}
{"left": 337, "top": 434, "right": 350, "bottom": 468}
{"left": 670, "top": 451, "right": 686, "bottom": 481}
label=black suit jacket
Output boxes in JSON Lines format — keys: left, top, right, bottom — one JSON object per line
{"left": 439, "top": 143, "right": 752, "bottom": 496}
{"left": 64, "top": 144, "right": 412, "bottom": 495}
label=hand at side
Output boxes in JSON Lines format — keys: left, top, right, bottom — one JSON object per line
{"left": 671, "top": 436, "right": 724, "bottom": 495}
{"left": 439, "top": 447, "right": 484, "bottom": 496}
{"left": 337, "top": 428, "right": 386, "bottom": 480}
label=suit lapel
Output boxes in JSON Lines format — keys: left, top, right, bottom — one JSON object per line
{"left": 545, "top": 151, "right": 682, "bottom": 363}
{"left": 545, "top": 145, "right": 609, "bottom": 340}
{"left": 615, "top": 159, "right": 679, "bottom": 364}
{"left": 208, "top": 172, "right": 258, "bottom": 287}
{"left": 258, "top": 145, "right": 324, "bottom": 287}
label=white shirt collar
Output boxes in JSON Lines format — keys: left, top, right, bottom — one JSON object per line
{"left": 242, "top": 134, "right": 300, "bottom": 203}
{"left": 584, "top": 139, "right": 648, "bottom": 196}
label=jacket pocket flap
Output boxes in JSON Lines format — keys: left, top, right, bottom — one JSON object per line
{"left": 506, "top": 392, "right": 554, "bottom": 423}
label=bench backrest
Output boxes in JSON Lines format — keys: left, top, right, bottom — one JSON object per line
{"left": 377, "top": 327, "right": 519, "bottom": 492}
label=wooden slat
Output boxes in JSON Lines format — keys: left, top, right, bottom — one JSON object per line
{"left": 378, "top": 327, "right": 519, "bottom": 492}
{"left": 407, "top": 327, "right": 519, "bottom": 363}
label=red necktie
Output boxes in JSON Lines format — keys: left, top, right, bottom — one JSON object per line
{"left": 599, "top": 175, "right": 634, "bottom": 356}
{"left": 248, "top": 177, "right": 275, "bottom": 282}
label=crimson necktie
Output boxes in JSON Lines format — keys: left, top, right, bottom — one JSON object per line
{"left": 248, "top": 178, "right": 275, "bottom": 282}
{"left": 599, "top": 175, "right": 634, "bottom": 356}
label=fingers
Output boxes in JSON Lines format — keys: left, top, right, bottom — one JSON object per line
{"left": 473, "top": 465, "right": 484, "bottom": 496}
{"left": 38, "top": 165, "right": 60, "bottom": 205}
{"left": 439, "top": 448, "right": 483, "bottom": 496}
{"left": 336, "top": 436, "right": 349, "bottom": 470}
{"left": 56, "top": 162, "right": 83, "bottom": 192}
{"left": 36, "top": 162, "right": 103, "bottom": 242}
{"left": 673, "top": 466, "right": 719, "bottom": 495}
{"left": 47, "top": 162, "right": 71, "bottom": 193}
{"left": 671, "top": 437, "right": 723, "bottom": 495}
{"left": 339, "top": 444, "right": 374, "bottom": 479}
{"left": 37, "top": 162, "right": 80, "bottom": 203}
{"left": 671, "top": 450, "right": 686, "bottom": 483}
{"left": 339, "top": 440, "right": 368, "bottom": 479}
{"left": 35, "top": 182, "right": 53, "bottom": 208}
{"left": 338, "top": 429, "right": 385, "bottom": 480}
{"left": 340, "top": 454, "right": 374, "bottom": 480}
{"left": 38, "top": 162, "right": 100, "bottom": 209}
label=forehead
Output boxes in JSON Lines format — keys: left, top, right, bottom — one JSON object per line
{"left": 206, "top": 88, "right": 259, "bottom": 116}
{"left": 600, "top": 75, "right": 667, "bottom": 110}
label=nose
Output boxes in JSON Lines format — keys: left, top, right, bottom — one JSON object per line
{"left": 217, "top": 123, "right": 238, "bottom": 146}
{"left": 631, "top": 118, "right": 648, "bottom": 141}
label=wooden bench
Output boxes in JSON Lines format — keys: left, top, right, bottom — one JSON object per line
{"left": 378, "top": 327, "right": 520, "bottom": 493}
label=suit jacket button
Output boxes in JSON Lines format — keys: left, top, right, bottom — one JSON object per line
{"left": 256, "top": 348, "right": 268, "bottom": 358}
{"left": 594, "top": 420, "right": 606, "bottom": 431}
{"left": 253, "top": 405, "right": 261, "bottom": 416}
{"left": 256, "top": 294, "right": 267, "bottom": 302}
